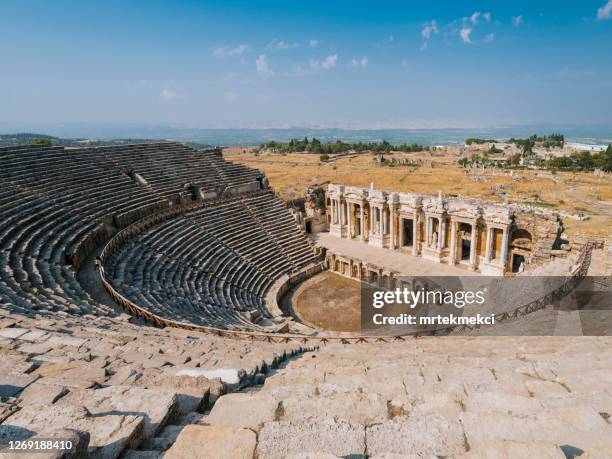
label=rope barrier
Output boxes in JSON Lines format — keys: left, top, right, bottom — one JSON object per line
{"left": 98, "top": 199, "right": 596, "bottom": 344}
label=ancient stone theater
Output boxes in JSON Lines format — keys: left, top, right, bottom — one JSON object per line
{"left": 0, "top": 142, "right": 609, "bottom": 458}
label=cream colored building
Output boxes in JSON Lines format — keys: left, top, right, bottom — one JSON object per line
{"left": 325, "top": 184, "right": 561, "bottom": 275}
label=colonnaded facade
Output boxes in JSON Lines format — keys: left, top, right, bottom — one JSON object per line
{"left": 322, "top": 184, "right": 563, "bottom": 275}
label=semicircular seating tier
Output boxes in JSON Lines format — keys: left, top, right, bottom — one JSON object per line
{"left": 0, "top": 143, "right": 317, "bottom": 330}
{"left": 104, "top": 191, "right": 319, "bottom": 330}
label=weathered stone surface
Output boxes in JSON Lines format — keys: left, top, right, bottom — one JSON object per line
{"left": 257, "top": 418, "right": 365, "bottom": 459}
{"left": 133, "top": 370, "right": 213, "bottom": 415}
{"left": 0, "top": 373, "right": 39, "bottom": 397}
{"left": 18, "top": 381, "right": 69, "bottom": 405}
{"left": 32, "top": 363, "right": 106, "bottom": 389}
{"left": 140, "top": 424, "right": 182, "bottom": 451}
{"left": 59, "top": 386, "right": 178, "bottom": 439}
{"left": 17, "top": 342, "right": 52, "bottom": 356}
{"left": 1, "top": 405, "right": 90, "bottom": 442}
{"left": 175, "top": 368, "right": 243, "bottom": 386}
{"left": 460, "top": 407, "right": 611, "bottom": 452}
{"left": 164, "top": 425, "right": 256, "bottom": 459}
{"left": 463, "top": 391, "right": 543, "bottom": 415}
{"left": 206, "top": 393, "right": 279, "bottom": 430}
{"left": 0, "top": 328, "right": 28, "bottom": 339}
{"left": 285, "top": 454, "right": 340, "bottom": 459}
{"left": 0, "top": 401, "right": 19, "bottom": 424}
{"left": 454, "top": 440, "right": 566, "bottom": 458}
{"left": 366, "top": 414, "right": 466, "bottom": 457}
{"left": 18, "top": 329, "right": 49, "bottom": 342}
{"left": 76, "top": 414, "right": 144, "bottom": 459}
{"left": 43, "top": 335, "right": 87, "bottom": 348}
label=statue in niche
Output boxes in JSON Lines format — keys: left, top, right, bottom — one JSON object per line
{"left": 432, "top": 231, "right": 438, "bottom": 248}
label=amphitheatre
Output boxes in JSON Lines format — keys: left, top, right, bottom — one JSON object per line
{"left": 0, "top": 141, "right": 611, "bottom": 458}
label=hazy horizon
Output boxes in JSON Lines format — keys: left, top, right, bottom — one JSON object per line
{"left": 3, "top": 124, "right": 611, "bottom": 147}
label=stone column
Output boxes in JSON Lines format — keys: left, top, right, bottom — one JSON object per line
{"left": 500, "top": 226, "right": 509, "bottom": 270}
{"left": 332, "top": 199, "right": 337, "bottom": 224}
{"left": 485, "top": 227, "right": 493, "bottom": 263}
{"left": 448, "top": 220, "right": 457, "bottom": 265}
{"left": 440, "top": 218, "right": 447, "bottom": 249}
{"left": 427, "top": 216, "right": 433, "bottom": 246}
{"left": 382, "top": 207, "right": 388, "bottom": 235}
{"left": 469, "top": 222, "right": 478, "bottom": 270}
{"left": 347, "top": 203, "right": 353, "bottom": 238}
{"left": 399, "top": 216, "right": 404, "bottom": 247}
{"left": 412, "top": 212, "right": 419, "bottom": 256}
{"left": 389, "top": 208, "right": 395, "bottom": 249}
{"left": 360, "top": 205, "right": 365, "bottom": 241}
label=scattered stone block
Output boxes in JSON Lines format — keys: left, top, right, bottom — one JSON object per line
{"left": 0, "top": 328, "right": 29, "bottom": 339}
{"left": 164, "top": 425, "right": 256, "bottom": 459}
{"left": 257, "top": 418, "right": 365, "bottom": 459}
{"left": 206, "top": 393, "right": 279, "bottom": 430}
{"left": 366, "top": 414, "right": 466, "bottom": 457}
{"left": 0, "top": 373, "right": 39, "bottom": 397}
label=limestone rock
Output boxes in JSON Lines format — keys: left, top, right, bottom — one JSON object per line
{"left": 0, "top": 373, "right": 39, "bottom": 397}
{"left": 164, "top": 425, "right": 256, "bottom": 459}
{"left": 454, "top": 440, "right": 566, "bottom": 458}
{"left": 59, "top": 386, "right": 178, "bottom": 439}
{"left": 18, "top": 381, "right": 69, "bottom": 405}
{"left": 206, "top": 393, "right": 279, "bottom": 430}
{"left": 365, "top": 414, "right": 466, "bottom": 457}
{"left": 257, "top": 418, "right": 365, "bottom": 459}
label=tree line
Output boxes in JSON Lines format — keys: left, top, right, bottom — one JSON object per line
{"left": 459, "top": 144, "right": 611, "bottom": 172}
{"left": 256, "top": 137, "right": 429, "bottom": 155}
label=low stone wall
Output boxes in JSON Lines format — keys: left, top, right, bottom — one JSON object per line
{"left": 265, "top": 262, "right": 325, "bottom": 317}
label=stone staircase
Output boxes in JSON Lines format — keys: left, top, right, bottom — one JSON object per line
{"left": 0, "top": 305, "right": 312, "bottom": 458}
{"left": 166, "top": 336, "right": 612, "bottom": 458}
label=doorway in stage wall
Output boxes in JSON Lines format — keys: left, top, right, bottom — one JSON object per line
{"left": 459, "top": 223, "right": 472, "bottom": 260}
{"left": 402, "top": 218, "right": 414, "bottom": 247}
{"left": 305, "top": 221, "right": 312, "bottom": 234}
{"left": 512, "top": 254, "right": 525, "bottom": 273}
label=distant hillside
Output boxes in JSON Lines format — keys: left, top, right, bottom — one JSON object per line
{"left": 0, "top": 133, "right": 211, "bottom": 149}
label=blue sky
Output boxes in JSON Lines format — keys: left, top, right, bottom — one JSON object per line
{"left": 1, "top": 0, "right": 611, "bottom": 129}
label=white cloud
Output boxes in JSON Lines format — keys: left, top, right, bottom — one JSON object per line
{"left": 159, "top": 89, "right": 177, "bottom": 100}
{"left": 401, "top": 59, "right": 414, "bottom": 68}
{"left": 388, "top": 35, "right": 395, "bottom": 42}
{"left": 484, "top": 33, "right": 495, "bottom": 43}
{"left": 597, "top": 0, "right": 612, "bottom": 19}
{"left": 309, "top": 54, "right": 338, "bottom": 72}
{"left": 483, "top": 12, "right": 492, "bottom": 22}
{"left": 309, "top": 39, "right": 319, "bottom": 48}
{"left": 421, "top": 20, "right": 439, "bottom": 39}
{"left": 256, "top": 54, "right": 273, "bottom": 77}
{"left": 512, "top": 15, "right": 523, "bottom": 27}
{"left": 351, "top": 57, "right": 368, "bottom": 68}
{"left": 212, "top": 44, "right": 248, "bottom": 58}
{"left": 460, "top": 27, "right": 473, "bottom": 44}
{"left": 470, "top": 12, "right": 481, "bottom": 24}
{"left": 420, "top": 42, "right": 428, "bottom": 51}
{"left": 269, "top": 39, "right": 298, "bottom": 50}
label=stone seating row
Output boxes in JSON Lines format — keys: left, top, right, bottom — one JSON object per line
{"left": 105, "top": 192, "right": 319, "bottom": 330}
{"left": 0, "top": 143, "right": 266, "bottom": 318}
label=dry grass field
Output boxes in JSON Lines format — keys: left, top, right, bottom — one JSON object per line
{"left": 224, "top": 147, "right": 611, "bottom": 239}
